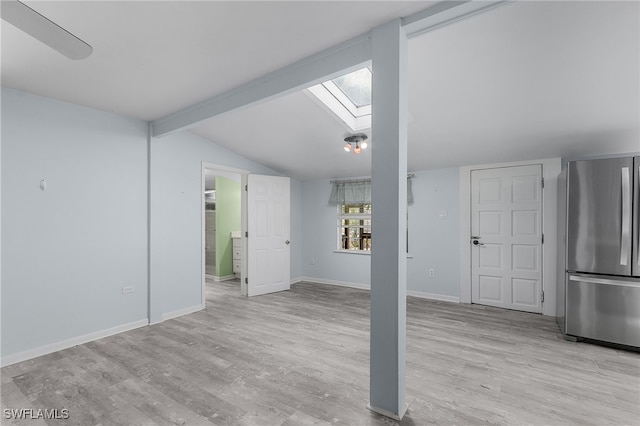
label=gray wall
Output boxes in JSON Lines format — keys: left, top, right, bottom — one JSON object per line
{"left": 150, "top": 130, "right": 289, "bottom": 319}
{"left": 290, "top": 179, "right": 303, "bottom": 282}
{"left": 301, "top": 179, "right": 371, "bottom": 285}
{"left": 301, "top": 167, "right": 460, "bottom": 299}
{"left": 1, "top": 88, "right": 303, "bottom": 362}
{"left": 407, "top": 168, "right": 460, "bottom": 297}
{"left": 1, "top": 88, "right": 149, "bottom": 357}
{"left": 0, "top": 86, "right": 456, "bottom": 364}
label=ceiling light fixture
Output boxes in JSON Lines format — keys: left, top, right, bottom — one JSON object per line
{"left": 343, "top": 134, "right": 368, "bottom": 155}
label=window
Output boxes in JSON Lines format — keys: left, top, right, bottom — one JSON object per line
{"left": 338, "top": 203, "right": 372, "bottom": 251}
{"left": 330, "top": 177, "right": 414, "bottom": 253}
{"left": 307, "top": 67, "right": 372, "bottom": 131}
{"left": 331, "top": 68, "right": 372, "bottom": 108}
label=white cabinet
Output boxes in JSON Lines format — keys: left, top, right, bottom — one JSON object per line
{"left": 231, "top": 231, "right": 242, "bottom": 277}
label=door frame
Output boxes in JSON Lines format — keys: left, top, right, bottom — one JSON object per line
{"left": 459, "top": 158, "right": 561, "bottom": 316}
{"left": 201, "top": 162, "right": 249, "bottom": 305}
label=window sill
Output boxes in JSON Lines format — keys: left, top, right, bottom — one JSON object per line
{"left": 333, "top": 250, "right": 370, "bottom": 256}
{"left": 333, "top": 250, "right": 414, "bottom": 259}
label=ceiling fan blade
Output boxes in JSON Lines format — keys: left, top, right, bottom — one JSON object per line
{"left": 1, "top": 0, "right": 92, "bottom": 60}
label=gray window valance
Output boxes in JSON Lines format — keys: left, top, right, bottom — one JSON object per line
{"left": 329, "top": 180, "right": 372, "bottom": 204}
{"left": 329, "top": 177, "right": 414, "bottom": 205}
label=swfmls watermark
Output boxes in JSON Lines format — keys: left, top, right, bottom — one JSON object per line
{"left": 3, "top": 408, "right": 70, "bottom": 420}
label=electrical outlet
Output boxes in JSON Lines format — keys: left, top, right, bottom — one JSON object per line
{"left": 428, "top": 269, "right": 435, "bottom": 277}
{"left": 122, "top": 286, "right": 135, "bottom": 294}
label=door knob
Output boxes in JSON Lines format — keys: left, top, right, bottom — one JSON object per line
{"left": 285, "top": 240, "right": 290, "bottom": 245}
{"left": 472, "top": 239, "right": 484, "bottom": 246}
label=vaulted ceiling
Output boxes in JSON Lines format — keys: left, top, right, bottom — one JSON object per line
{"left": 3, "top": 1, "right": 638, "bottom": 180}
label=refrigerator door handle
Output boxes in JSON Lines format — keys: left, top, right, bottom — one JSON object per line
{"left": 620, "top": 167, "right": 630, "bottom": 266}
{"left": 569, "top": 274, "right": 640, "bottom": 288}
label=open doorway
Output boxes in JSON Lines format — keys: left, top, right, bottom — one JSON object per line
{"left": 202, "top": 163, "right": 249, "bottom": 302}
{"left": 204, "top": 170, "right": 241, "bottom": 281}
{"left": 202, "top": 162, "right": 292, "bottom": 301}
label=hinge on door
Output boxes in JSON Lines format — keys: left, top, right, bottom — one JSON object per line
{"left": 245, "top": 231, "right": 248, "bottom": 237}
{"left": 541, "top": 177, "right": 545, "bottom": 189}
{"left": 541, "top": 291, "right": 544, "bottom": 303}
{"left": 245, "top": 184, "right": 248, "bottom": 191}
{"left": 245, "top": 277, "right": 248, "bottom": 284}
{"left": 541, "top": 233, "right": 544, "bottom": 244}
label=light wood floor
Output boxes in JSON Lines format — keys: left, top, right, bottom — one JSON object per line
{"left": 2, "top": 280, "right": 639, "bottom": 425}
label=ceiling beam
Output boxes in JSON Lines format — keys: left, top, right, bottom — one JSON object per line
{"left": 151, "top": 0, "right": 509, "bottom": 137}
{"left": 402, "top": 0, "right": 510, "bottom": 39}
{"left": 152, "top": 34, "right": 371, "bottom": 137}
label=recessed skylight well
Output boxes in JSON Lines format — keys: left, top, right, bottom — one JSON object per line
{"left": 308, "top": 67, "right": 372, "bottom": 131}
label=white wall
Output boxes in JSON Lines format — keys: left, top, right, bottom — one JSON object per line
{"left": 1, "top": 88, "right": 149, "bottom": 361}
{"left": 301, "top": 168, "right": 460, "bottom": 300}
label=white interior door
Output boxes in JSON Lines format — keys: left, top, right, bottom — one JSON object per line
{"left": 471, "top": 165, "right": 543, "bottom": 313}
{"left": 247, "top": 174, "right": 290, "bottom": 297}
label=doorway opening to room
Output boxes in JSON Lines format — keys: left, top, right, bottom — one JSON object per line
{"left": 202, "top": 163, "right": 292, "bottom": 302}
{"left": 202, "top": 163, "right": 248, "bottom": 300}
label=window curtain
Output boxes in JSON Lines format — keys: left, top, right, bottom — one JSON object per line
{"left": 329, "top": 180, "right": 372, "bottom": 204}
{"left": 329, "top": 178, "right": 414, "bottom": 205}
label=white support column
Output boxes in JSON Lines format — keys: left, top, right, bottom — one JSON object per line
{"left": 368, "top": 18, "right": 409, "bottom": 421}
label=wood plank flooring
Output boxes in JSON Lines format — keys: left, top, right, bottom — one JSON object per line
{"left": 2, "top": 280, "right": 639, "bottom": 425}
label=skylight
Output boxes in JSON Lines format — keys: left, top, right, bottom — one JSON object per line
{"left": 308, "top": 67, "right": 372, "bottom": 131}
{"left": 332, "top": 68, "right": 371, "bottom": 108}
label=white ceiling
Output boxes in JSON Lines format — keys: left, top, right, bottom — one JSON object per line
{"left": 2, "top": 1, "right": 638, "bottom": 181}
{"left": 1, "top": 1, "right": 432, "bottom": 119}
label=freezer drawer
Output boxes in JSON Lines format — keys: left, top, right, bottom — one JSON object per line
{"left": 566, "top": 274, "right": 640, "bottom": 348}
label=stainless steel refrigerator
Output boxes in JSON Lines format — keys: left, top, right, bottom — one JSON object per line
{"left": 557, "top": 156, "right": 640, "bottom": 348}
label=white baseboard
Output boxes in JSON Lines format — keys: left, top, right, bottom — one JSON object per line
{"left": 162, "top": 304, "right": 205, "bottom": 321}
{"left": 1, "top": 318, "right": 148, "bottom": 368}
{"left": 299, "top": 276, "right": 370, "bottom": 290}
{"left": 407, "top": 290, "right": 460, "bottom": 303}
{"left": 213, "top": 274, "right": 236, "bottom": 282}
{"left": 300, "top": 277, "right": 459, "bottom": 303}
{"left": 290, "top": 276, "right": 303, "bottom": 285}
